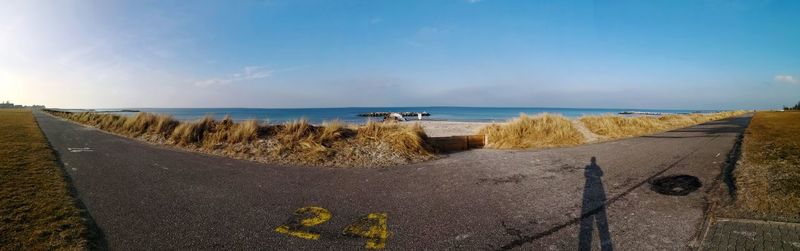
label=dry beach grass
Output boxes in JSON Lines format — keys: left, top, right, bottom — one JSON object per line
{"left": 0, "top": 109, "right": 89, "bottom": 250}
{"left": 46, "top": 110, "right": 433, "bottom": 167}
{"left": 579, "top": 111, "right": 749, "bottom": 139}
{"left": 47, "top": 110, "right": 749, "bottom": 164}
{"left": 481, "top": 111, "right": 748, "bottom": 149}
{"left": 479, "top": 113, "right": 585, "bottom": 149}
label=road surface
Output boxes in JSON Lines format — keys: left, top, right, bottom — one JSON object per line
{"left": 34, "top": 111, "right": 751, "bottom": 250}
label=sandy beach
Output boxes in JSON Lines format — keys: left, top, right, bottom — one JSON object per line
{"left": 406, "top": 120, "right": 494, "bottom": 137}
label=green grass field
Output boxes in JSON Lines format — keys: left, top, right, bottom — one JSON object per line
{"left": 731, "top": 111, "right": 800, "bottom": 222}
{"left": 0, "top": 109, "right": 88, "bottom": 249}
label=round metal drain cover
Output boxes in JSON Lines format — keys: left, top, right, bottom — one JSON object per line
{"left": 650, "top": 175, "right": 702, "bottom": 196}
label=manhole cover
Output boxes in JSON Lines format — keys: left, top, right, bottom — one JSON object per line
{"left": 650, "top": 175, "right": 702, "bottom": 196}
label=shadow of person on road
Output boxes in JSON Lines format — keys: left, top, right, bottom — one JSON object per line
{"left": 578, "top": 157, "right": 613, "bottom": 251}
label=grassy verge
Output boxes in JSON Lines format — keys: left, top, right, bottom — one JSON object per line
{"left": 0, "top": 109, "right": 89, "bottom": 249}
{"left": 728, "top": 111, "right": 800, "bottom": 222}
{"left": 45, "top": 110, "right": 433, "bottom": 167}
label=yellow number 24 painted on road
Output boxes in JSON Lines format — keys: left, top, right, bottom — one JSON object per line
{"left": 342, "top": 213, "right": 389, "bottom": 249}
{"left": 274, "top": 206, "right": 389, "bottom": 249}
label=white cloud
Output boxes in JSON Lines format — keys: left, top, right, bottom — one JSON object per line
{"left": 370, "top": 18, "right": 383, "bottom": 24}
{"left": 775, "top": 75, "right": 799, "bottom": 84}
{"left": 195, "top": 66, "right": 273, "bottom": 86}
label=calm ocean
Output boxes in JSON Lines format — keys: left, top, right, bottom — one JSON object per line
{"left": 91, "top": 107, "right": 718, "bottom": 124}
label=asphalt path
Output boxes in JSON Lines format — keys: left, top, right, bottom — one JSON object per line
{"left": 34, "top": 111, "right": 751, "bottom": 250}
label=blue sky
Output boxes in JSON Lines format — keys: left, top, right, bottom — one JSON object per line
{"left": 1, "top": 0, "right": 799, "bottom": 109}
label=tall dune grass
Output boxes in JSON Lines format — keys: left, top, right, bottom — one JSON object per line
{"left": 50, "top": 110, "right": 182, "bottom": 139}
{"left": 578, "top": 115, "right": 666, "bottom": 138}
{"left": 170, "top": 116, "right": 215, "bottom": 145}
{"left": 357, "top": 121, "right": 431, "bottom": 156}
{"left": 45, "top": 111, "right": 433, "bottom": 167}
{"left": 151, "top": 115, "right": 179, "bottom": 136}
{"left": 479, "top": 113, "right": 585, "bottom": 149}
{"left": 228, "top": 119, "right": 260, "bottom": 143}
{"left": 122, "top": 112, "right": 157, "bottom": 136}
{"left": 47, "top": 109, "right": 748, "bottom": 161}
{"left": 579, "top": 111, "right": 747, "bottom": 139}
{"left": 265, "top": 119, "right": 432, "bottom": 166}
{"left": 480, "top": 111, "right": 748, "bottom": 149}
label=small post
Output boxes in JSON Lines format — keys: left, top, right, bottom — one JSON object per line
{"left": 418, "top": 113, "right": 422, "bottom": 120}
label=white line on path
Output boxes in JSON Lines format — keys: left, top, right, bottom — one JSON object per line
{"left": 152, "top": 163, "right": 168, "bottom": 170}
{"left": 68, "top": 147, "right": 93, "bottom": 153}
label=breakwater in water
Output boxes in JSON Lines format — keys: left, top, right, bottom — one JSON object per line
{"left": 358, "top": 112, "right": 431, "bottom": 117}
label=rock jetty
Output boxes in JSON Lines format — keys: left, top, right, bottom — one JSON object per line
{"left": 618, "top": 111, "right": 668, "bottom": 115}
{"left": 358, "top": 112, "right": 431, "bottom": 117}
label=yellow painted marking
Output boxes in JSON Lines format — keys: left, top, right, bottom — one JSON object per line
{"left": 274, "top": 206, "right": 332, "bottom": 240}
{"left": 343, "top": 213, "right": 389, "bottom": 249}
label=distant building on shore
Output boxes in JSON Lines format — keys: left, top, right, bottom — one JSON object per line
{"left": 0, "top": 101, "right": 45, "bottom": 109}
{"left": 0, "top": 101, "right": 14, "bottom": 108}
